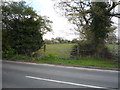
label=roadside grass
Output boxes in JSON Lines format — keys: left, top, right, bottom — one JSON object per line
{"left": 6, "top": 54, "right": 118, "bottom": 68}
{"left": 4, "top": 43, "right": 118, "bottom": 68}
{"left": 35, "top": 56, "right": 118, "bottom": 68}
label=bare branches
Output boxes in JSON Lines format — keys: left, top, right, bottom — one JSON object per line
{"left": 108, "top": 1, "right": 120, "bottom": 12}
{"left": 110, "top": 13, "right": 120, "bottom": 18}
{"left": 107, "top": 1, "right": 120, "bottom": 18}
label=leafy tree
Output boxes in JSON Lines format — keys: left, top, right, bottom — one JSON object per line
{"left": 55, "top": 0, "right": 120, "bottom": 58}
{"left": 89, "top": 2, "right": 111, "bottom": 57}
{"left": 2, "top": 1, "right": 52, "bottom": 56}
{"left": 55, "top": 1, "right": 120, "bottom": 40}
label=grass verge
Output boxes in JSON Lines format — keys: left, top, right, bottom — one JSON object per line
{"left": 5, "top": 54, "right": 118, "bottom": 69}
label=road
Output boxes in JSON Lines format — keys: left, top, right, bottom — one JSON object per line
{"left": 2, "top": 60, "right": 119, "bottom": 89}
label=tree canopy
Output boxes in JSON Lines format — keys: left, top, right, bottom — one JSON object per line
{"left": 2, "top": 1, "right": 52, "bottom": 56}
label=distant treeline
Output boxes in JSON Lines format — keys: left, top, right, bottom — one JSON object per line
{"left": 44, "top": 38, "right": 79, "bottom": 44}
{"left": 44, "top": 37, "right": 119, "bottom": 44}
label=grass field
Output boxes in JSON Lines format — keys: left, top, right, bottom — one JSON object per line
{"left": 38, "top": 43, "right": 75, "bottom": 58}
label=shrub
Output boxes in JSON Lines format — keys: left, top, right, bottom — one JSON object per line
{"left": 2, "top": 1, "right": 52, "bottom": 57}
{"left": 2, "top": 47, "right": 15, "bottom": 59}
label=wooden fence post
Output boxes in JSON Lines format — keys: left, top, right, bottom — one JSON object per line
{"left": 44, "top": 44, "right": 46, "bottom": 52}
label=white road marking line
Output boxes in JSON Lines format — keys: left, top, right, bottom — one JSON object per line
{"left": 3, "top": 60, "right": 118, "bottom": 72}
{"left": 26, "top": 75, "right": 107, "bottom": 89}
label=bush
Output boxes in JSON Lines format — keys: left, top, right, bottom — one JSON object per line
{"left": 2, "top": 47, "right": 15, "bottom": 59}
{"left": 2, "top": 1, "right": 52, "bottom": 57}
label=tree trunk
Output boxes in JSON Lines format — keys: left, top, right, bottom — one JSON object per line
{"left": 94, "top": 39, "right": 105, "bottom": 58}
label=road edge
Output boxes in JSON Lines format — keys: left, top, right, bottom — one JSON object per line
{"left": 2, "top": 59, "right": 119, "bottom": 72}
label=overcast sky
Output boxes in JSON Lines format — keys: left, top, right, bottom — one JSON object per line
{"left": 24, "top": 0, "right": 79, "bottom": 40}
{"left": 6, "top": 0, "right": 120, "bottom": 40}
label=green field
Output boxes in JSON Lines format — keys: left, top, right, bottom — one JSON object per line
{"left": 38, "top": 43, "right": 75, "bottom": 58}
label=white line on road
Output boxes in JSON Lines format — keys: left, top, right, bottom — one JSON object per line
{"left": 26, "top": 75, "right": 107, "bottom": 89}
{"left": 3, "top": 60, "right": 118, "bottom": 72}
